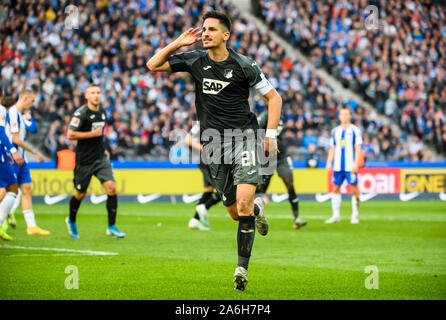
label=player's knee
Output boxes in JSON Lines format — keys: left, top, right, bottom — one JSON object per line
{"left": 236, "top": 197, "right": 253, "bottom": 215}
{"left": 75, "top": 191, "right": 86, "bottom": 201}
{"left": 104, "top": 182, "right": 116, "bottom": 195}
{"left": 6, "top": 184, "right": 18, "bottom": 194}
{"left": 21, "top": 184, "right": 32, "bottom": 196}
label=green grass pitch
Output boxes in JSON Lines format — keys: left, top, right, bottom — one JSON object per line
{"left": 0, "top": 200, "right": 445, "bottom": 300}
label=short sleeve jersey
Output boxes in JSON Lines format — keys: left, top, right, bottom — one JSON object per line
{"left": 330, "top": 124, "right": 363, "bottom": 172}
{"left": 168, "top": 48, "right": 273, "bottom": 135}
{"left": 68, "top": 105, "right": 107, "bottom": 165}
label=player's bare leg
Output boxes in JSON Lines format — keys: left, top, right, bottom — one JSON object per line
{"left": 103, "top": 180, "right": 125, "bottom": 238}
{"left": 326, "top": 184, "right": 341, "bottom": 223}
{"left": 20, "top": 183, "right": 50, "bottom": 235}
{"left": 0, "top": 184, "right": 18, "bottom": 240}
{"left": 350, "top": 184, "right": 360, "bottom": 224}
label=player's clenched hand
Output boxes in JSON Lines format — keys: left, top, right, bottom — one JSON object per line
{"left": 326, "top": 162, "right": 332, "bottom": 172}
{"left": 91, "top": 127, "right": 103, "bottom": 138}
{"left": 175, "top": 27, "right": 203, "bottom": 47}
{"left": 12, "top": 152, "right": 24, "bottom": 166}
{"left": 35, "top": 153, "right": 45, "bottom": 162}
{"left": 264, "top": 137, "right": 279, "bottom": 156}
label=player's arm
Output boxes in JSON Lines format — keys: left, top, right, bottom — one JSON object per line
{"left": 326, "top": 145, "right": 335, "bottom": 171}
{"left": 352, "top": 128, "right": 363, "bottom": 174}
{"left": 67, "top": 111, "right": 102, "bottom": 141}
{"left": 67, "top": 128, "right": 102, "bottom": 140}
{"left": 146, "top": 27, "right": 203, "bottom": 72}
{"left": 352, "top": 144, "right": 362, "bottom": 174}
{"left": 184, "top": 133, "right": 203, "bottom": 151}
{"left": 11, "top": 133, "right": 45, "bottom": 162}
{"left": 263, "top": 88, "right": 282, "bottom": 155}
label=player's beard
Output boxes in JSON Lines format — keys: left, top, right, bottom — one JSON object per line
{"left": 202, "top": 38, "right": 220, "bottom": 49}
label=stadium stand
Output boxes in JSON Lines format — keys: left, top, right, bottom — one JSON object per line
{"left": 0, "top": 0, "right": 443, "bottom": 162}
{"left": 256, "top": 0, "right": 446, "bottom": 158}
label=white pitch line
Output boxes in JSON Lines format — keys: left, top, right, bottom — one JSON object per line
{"left": 1, "top": 245, "right": 118, "bottom": 256}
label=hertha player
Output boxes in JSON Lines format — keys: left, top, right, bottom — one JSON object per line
{"left": 147, "top": 11, "right": 282, "bottom": 290}
{"left": 66, "top": 84, "right": 125, "bottom": 239}
{"left": 325, "top": 107, "right": 362, "bottom": 224}
{"left": 256, "top": 111, "right": 307, "bottom": 229}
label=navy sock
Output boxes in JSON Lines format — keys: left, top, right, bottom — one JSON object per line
{"left": 107, "top": 195, "right": 118, "bottom": 226}
{"left": 288, "top": 188, "right": 299, "bottom": 220}
{"left": 237, "top": 215, "right": 256, "bottom": 270}
{"left": 69, "top": 196, "right": 81, "bottom": 223}
{"left": 205, "top": 192, "right": 221, "bottom": 210}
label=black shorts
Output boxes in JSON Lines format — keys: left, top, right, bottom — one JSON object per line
{"left": 199, "top": 163, "right": 214, "bottom": 188}
{"left": 203, "top": 136, "right": 263, "bottom": 207}
{"left": 73, "top": 156, "right": 115, "bottom": 193}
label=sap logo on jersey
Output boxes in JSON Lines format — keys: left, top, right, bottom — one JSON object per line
{"left": 202, "top": 78, "right": 230, "bottom": 95}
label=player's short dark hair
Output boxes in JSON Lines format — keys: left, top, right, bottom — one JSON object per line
{"left": 1, "top": 96, "right": 16, "bottom": 109}
{"left": 203, "top": 11, "right": 231, "bottom": 32}
{"left": 86, "top": 83, "right": 101, "bottom": 91}
{"left": 340, "top": 105, "right": 352, "bottom": 114}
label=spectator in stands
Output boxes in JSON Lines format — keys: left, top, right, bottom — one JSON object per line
{"left": 304, "top": 143, "right": 321, "bottom": 168}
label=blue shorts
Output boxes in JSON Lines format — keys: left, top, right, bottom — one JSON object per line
{"left": 13, "top": 161, "right": 32, "bottom": 185}
{"left": 333, "top": 170, "right": 358, "bottom": 186}
{"left": 0, "top": 160, "right": 18, "bottom": 188}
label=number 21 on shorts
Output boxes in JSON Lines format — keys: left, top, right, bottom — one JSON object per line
{"left": 241, "top": 151, "right": 256, "bottom": 166}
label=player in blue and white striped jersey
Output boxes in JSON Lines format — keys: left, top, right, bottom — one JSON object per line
{"left": 5, "top": 90, "right": 50, "bottom": 236}
{"left": 325, "top": 107, "right": 362, "bottom": 224}
{"left": 0, "top": 90, "right": 23, "bottom": 241}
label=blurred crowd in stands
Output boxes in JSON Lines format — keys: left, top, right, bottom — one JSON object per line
{"left": 0, "top": 0, "right": 443, "bottom": 164}
{"left": 257, "top": 0, "right": 446, "bottom": 158}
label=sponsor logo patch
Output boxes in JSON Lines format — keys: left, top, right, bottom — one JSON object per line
{"left": 202, "top": 78, "right": 230, "bottom": 95}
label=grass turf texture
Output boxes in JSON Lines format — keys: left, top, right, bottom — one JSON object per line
{"left": 0, "top": 200, "right": 445, "bottom": 300}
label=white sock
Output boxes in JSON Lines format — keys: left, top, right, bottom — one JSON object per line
{"left": 11, "top": 188, "right": 22, "bottom": 213}
{"left": 23, "top": 209, "right": 37, "bottom": 228}
{"left": 331, "top": 193, "right": 341, "bottom": 219}
{"left": 352, "top": 196, "right": 359, "bottom": 219}
{"left": 0, "top": 192, "right": 17, "bottom": 225}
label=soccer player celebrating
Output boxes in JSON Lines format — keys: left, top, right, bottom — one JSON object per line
{"left": 0, "top": 89, "right": 24, "bottom": 240}
{"left": 147, "top": 11, "right": 282, "bottom": 291}
{"left": 66, "top": 84, "right": 125, "bottom": 239}
{"left": 256, "top": 111, "right": 307, "bottom": 229}
{"left": 186, "top": 123, "right": 221, "bottom": 231}
{"left": 3, "top": 90, "right": 49, "bottom": 235}
{"left": 325, "top": 107, "right": 362, "bottom": 224}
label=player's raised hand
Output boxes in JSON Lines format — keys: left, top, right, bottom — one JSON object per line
{"left": 175, "top": 27, "right": 203, "bottom": 47}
